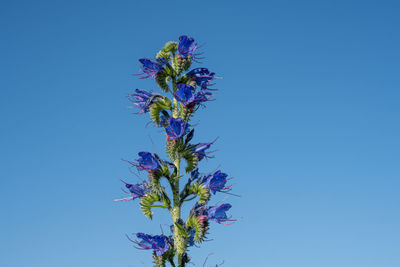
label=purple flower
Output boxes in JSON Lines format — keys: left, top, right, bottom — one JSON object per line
{"left": 151, "top": 235, "right": 170, "bottom": 255}
{"left": 186, "top": 68, "right": 216, "bottom": 91}
{"left": 178, "top": 35, "right": 199, "bottom": 59}
{"left": 165, "top": 117, "right": 188, "bottom": 139}
{"left": 207, "top": 203, "right": 235, "bottom": 225}
{"left": 114, "top": 181, "right": 150, "bottom": 202}
{"left": 127, "top": 89, "right": 160, "bottom": 114}
{"left": 200, "top": 170, "right": 231, "bottom": 194}
{"left": 174, "top": 84, "right": 211, "bottom": 106}
{"left": 192, "top": 141, "right": 215, "bottom": 161}
{"left": 130, "top": 233, "right": 170, "bottom": 256}
{"left": 130, "top": 152, "right": 160, "bottom": 171}
{"left": 138, "top": 57, "right": 168, "bottom": 79}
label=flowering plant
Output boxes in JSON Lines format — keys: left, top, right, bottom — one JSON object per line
{"left": 117, "top": 35, "right": 236, "bottom": 267}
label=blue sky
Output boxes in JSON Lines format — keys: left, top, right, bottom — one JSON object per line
{"left": 1, "top": 0, "right": 399, "bottom": 266}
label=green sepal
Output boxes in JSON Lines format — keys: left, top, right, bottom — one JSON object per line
{"left": 183, "top": 57, "right": 192, "bottom": 71}
{"left": 149, "top": 98, "right": 171, "bottom": 126}
{"left": 187, "top": 79, "right": 197, "bottom": 88}
{"left": 160, "top": 192, "right": 171, "bottom": 209}
{"left": 150, "top": 104, "right": 164, "bottom": 126}
{"left": 181, "top": 149, "right": 198, "bottom": 173}
{"left": 172, "top": 56, "right": 183, "bottom": 77}
{"left": 156, "top": 41, "right": 177, "bottom": 62}
{"left": 186, "top": 215, "right": 209, "bottom": 243}
{"left": 155, "top": 71, "right": 170, "bottom": 92}
{"left": 166, "top": 138, "right": 185, "bottom": 162}
{"left": 140, "top": 192, "right": 160, "bottom": 220}
{"left": 188, "top": 182, "right": 210, "bottom": 205}
{"left": 152, "top": 252, "right": 167, "bottom": 267}
{"left": 177, "top": 74, "right": 190, "bottom": 84}
{"left": 172, "top": 56, "right": 191, "bottom": 77}
{"left": 166, "top": 137, "right": 197, "bottom": 173}
{"left": 157, "top": 97, "right": 172, "bottom": 110}
{"left": 147, "top": 165, "right": 172, "bottom": 209}
{"left": 156, "top": 50, "right": 170, "bottom": 61}
{"left": 162, "top": 41, "right": 178, "bottom": 54}
{"left": 180, "top": 105, "right": 193, "bottom": 123}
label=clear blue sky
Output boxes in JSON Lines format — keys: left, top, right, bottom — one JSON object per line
{"left": 1, "top": 0, "right": 399, "bottom": 266}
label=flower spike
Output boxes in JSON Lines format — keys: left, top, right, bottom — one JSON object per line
{"left": 118, "top": 35, "right": 237, "bottom": 265}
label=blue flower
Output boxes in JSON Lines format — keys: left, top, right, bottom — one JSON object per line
{"left": 191, "top": 202, "right": 207, "bottom": 217}
{"left": 174, "top": 84, "right": 211, "bottom": 106}
{"left": 186, "top": 68, "right": 216, "bottom": 91}
{"left": 189, "top": 168, "right": 200, "bottom": 182}
{"left": 114, "top": 181, "right": 150, "bottom": 202}
{"left": 131, "top": 233, "right": 170, "bottom": 256}
{"left": 200, "top": 170, "right": 231, "bottom": 194}
{"left": 187, "top": 229, "right": 196, "bottom": 247}
{"left": 138, "top": 57, "right": 168, "bottom": 79}
{"left": 192, "top": 141, "right": 215, "bottom": 161}
{"left": 207, "top": 203, "right": 235, "bottom": 224}
{"left": 151, "top": 235, "right": 170, "bottom": 256}
{"left": 174, "top": 84, "right": 194, "bottom": 105}
{"left": 136, "top": 152, "right": 161, "bottom": 171}
{"left": 125, "top": 182, "right": 150, "bottom": 198}
{"left": 127, "top": 89, "right": 160, "bottom": 114}
{"left": 165, "top": 117, "right": 188, "bottom": 139}
{"left": 178, "top": 35, "right": 199, "bottom": 59}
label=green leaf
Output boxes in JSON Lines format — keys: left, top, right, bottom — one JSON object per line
{"left": 174, "top": 222, "right": 188, "bottom": 238}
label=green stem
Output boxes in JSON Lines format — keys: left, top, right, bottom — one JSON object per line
{"left": 149, "top": 205, "right": 169, "bottom": 209}
{"left": 182, "top": 195, "right": 197, "bottom": 203}
{"left": 172, "top": 158, "right": 186, "bottom": 267}
{"left": 168, "top": 259, "right": 176, "bottom": 267}
{"left": 169, "top": 58, "right": 186, "bottom": 267}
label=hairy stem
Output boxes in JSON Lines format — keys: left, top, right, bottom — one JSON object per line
{"left": 172, "top": 157, "right": 186, "bottom": 267}
{"left": 169, "top": 56, "right": 186, "bottom": 267}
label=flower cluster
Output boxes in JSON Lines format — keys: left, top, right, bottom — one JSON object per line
{"left": 117, "top": 35, "right": 237, "bottom": 267}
